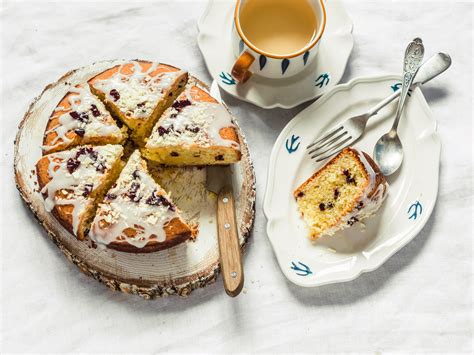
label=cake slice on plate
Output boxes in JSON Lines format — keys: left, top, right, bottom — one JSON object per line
{"left": 143, "top": 78, "right": 241, "bottom": 165}
{"left": 42, "top": 84, "right": 127, "bottom": 154}
{"left": 294, "top": 147, "right": 388, "bottom": 240}
{"left": 88, "top": 60, "right": 188, "bottom": 145}
{"left": 36, "top": 144, "right": 124, "bottom": 240}
{"left": 89, "top": 150, "right": 192, "bottom": 253}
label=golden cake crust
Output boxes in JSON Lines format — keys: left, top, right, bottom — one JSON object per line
{"left": 36, "top": 156, "right": 78, "bottom": 235}
{"left": 106, "top": 217, "right": 192, "bottom": 253}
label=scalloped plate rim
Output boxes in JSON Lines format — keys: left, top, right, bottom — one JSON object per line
{"left": 263, "top": 74, "right": 441, "bottom": 287}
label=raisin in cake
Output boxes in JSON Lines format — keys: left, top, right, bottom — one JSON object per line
{"left": 89, "top": 150, "right": 192, "bottom": 253}
{"left": 36, "top": 144, "right": 124, "bottom": 240}
{"left": 42, "top": 84, "right": 127, "bottom": 154}
{"left": 294, "top": 147, "right": 388, "bottom": 240}
{"left": 88, "top": 60, "right": 188, "bottom": 146}
{"left": 143, "top": 79, "right": 241, "bottom": 165}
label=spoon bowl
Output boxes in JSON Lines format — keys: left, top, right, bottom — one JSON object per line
{"left": 374, "top": 132, "right": 404, "bottom": 176}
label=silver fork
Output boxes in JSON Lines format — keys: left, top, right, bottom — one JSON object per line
{"left": 307, "top": 52, "right": 452, "bottom": 162}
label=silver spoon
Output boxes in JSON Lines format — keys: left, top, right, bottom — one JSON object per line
{"left": 374, "top": 38, "right": 425, "bottom": 175}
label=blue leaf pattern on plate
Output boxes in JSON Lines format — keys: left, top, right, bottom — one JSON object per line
{"left": 259, "top": 55, "right": 267, "bottom": 70}
{"left": 281, "top": 59, "right": 290, "bottom": 75}
{"left": 303, "top": 51, "right": 310, "bottom": 65}
{"left": 219, "top": 72, "right": 236, "bottom": 85}
{"left": 285, "top": 134, "right": 300, "bottom": 153}
{"left": 391, "top": 82, "right": 412, "bottom": 96}
{"left": 291, "top": 261, "right": 313, "bottom": 276}
{"left": 315, "top": 72, "right": 330, "bottom": 88}
{"left": 408, "top": 200, "right": 422, "bottom": 220}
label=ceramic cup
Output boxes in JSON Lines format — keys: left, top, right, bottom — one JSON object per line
{"left": 231, "top": 0, "right": 326, "bottom": 84}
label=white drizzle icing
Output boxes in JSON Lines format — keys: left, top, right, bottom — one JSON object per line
{"left": 89, "top": 150, "right": 181, "bottom": 248}
{"left": 322, "top": 148, "right": 389, "bottom": 237}
{"left": 90, "top": 61, "right": 185, "bottom": 119}
{"left": 147, "top": 84, "right": 240, "bottom": 149}
{"left": 43, "top": 85, "right": 122, "bottom": 152}
{"left": 39, "top": 145, "right": 124, "bottom": 235}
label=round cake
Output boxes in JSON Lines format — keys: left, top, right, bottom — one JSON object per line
{"left": 37, "top": 60, "right": 242, "bottom": 253}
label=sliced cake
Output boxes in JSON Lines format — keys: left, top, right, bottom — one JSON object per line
{"left": 89, "top": 150, "right": 192, "bottom": 253}
{"left": 36, "top": 144, "right": 124, "bottom": 240}
{"left": 143, "top": 79, "right": 241, "bottom": 165}
{"left": 294, "top": 147, "right": 388, "bottom": 240}
{"left": 88, "top": 61, "right": 188, "bottom": 145}
{"left": 42, "top": 84, "right": 127, "bottom": 154}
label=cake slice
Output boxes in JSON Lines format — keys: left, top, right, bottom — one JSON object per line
{"left": 89, "top": 150, "right": 192, "bottom": 253}
{"left": 42, "top": 84, "right": 127, "bottom": 154}
{"left": 36, "top": 144, "right": 124, "bottom": 240}
{"left": 143, "top": 79, "right": 241, "bottom": 165}
{"left": 294, "top": 147, "right": 388, "bottom": 240}
{"left": 88, "top": 61, "right": 188, "bottom": 145}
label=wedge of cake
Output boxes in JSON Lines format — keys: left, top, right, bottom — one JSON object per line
{"left": 89, "top": 150, "right": 192, "bottom": 253}
{"left": 294, "top": 147, "right": 388, "bottom": 240}
{"left": 88, "top": 61, "right": 188, "bottom": 145}
{"left": 36, "top": 144, "right": 124, "bottom": 240}
{"left": 42, "top": 84, "right": 127, "bottom": 154}
{"left": 143, "top": 79, "right": 241, "bottom": 165}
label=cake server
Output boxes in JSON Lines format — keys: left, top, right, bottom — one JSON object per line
{"left": 207, "top": 81, "right": 244, "bottom": 297}
{"left": 307, "top": 51, "right": 451, "bottom": 162}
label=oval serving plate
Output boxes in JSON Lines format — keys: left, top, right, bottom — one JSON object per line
{"left": 14, "top": 60, "right": 256, "bottom": 299}
{"left": 264, "top": 75, "right": 440, "bottom": 287}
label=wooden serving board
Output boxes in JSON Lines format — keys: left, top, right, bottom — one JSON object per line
{"left": 14, "top": 60, "right": 256, "bottom": 299}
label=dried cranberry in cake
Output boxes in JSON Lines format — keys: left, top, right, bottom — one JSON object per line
{"left": 172, "top": 99, "right": 192, "bottom": 111}
{"left": 82, "top": 184, "right": 93, "bottom": 197}
{"left": 67, "top": 158, "right": 80, "bottom": 174}
{"left": 158, "top": 126, "right": 169, "bottom": 136}
{"left": 294, "top": 147, "right": 389, "bottom": 240}
{"left": 89, "top": 150, "right": 191, "bottom": 253}
{"left": 74, "top": 128, "right": 85, "bottom": 137}
{"left": 90, "top": 104, "right": 101, "bottom": 117}
{"left": 109, "top": 89, "right": 120, "bottom": 101}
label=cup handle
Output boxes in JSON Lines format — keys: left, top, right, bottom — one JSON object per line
{"left": 231, "top": 51, "right": 255, "bottom": 84}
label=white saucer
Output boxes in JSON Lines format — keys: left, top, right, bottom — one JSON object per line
{"left": 197, "top": 0, "right": 354, "bottom": 109}
{"left": 264, "top": 75, "right": 440, "bottom": 287}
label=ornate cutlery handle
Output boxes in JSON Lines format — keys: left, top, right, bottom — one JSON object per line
{"left": 391, "top": 38, "right": 425, "bottom": 133}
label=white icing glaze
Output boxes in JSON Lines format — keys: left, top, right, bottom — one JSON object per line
{"left": 322, "top": 148, "right": 389, "bottom": 237}
{"left": 89, "top": 150, "right": 182, "bottom": 248}
{"left": 147, "top": 84, "right": 240, "bottom": 149}
{"left": 43, "top": 85, "right": 122, "bottom": 152}
{"left": 90, "top": 61, "right": 186, "bottom": 120}
{"left": 39, "top": 145, "right": 123, "bottom": 235}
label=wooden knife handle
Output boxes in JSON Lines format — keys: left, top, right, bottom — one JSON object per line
{"left": 216, "top": 185, "right": 244, "bottom": 297}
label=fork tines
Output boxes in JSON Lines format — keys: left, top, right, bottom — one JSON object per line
{"left": 307, "top": 126, "right": 353, "bottom": 162}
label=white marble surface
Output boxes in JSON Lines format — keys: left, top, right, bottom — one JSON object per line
{"left": 1, "top": 0, "right": 472, "bottom": 353}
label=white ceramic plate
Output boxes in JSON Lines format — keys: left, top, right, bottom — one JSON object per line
{"left": 263, "top": 75, "right": 440, "bottom": 287}
{"left": 197, "top": 0, "right": 353, "bottom": 109}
